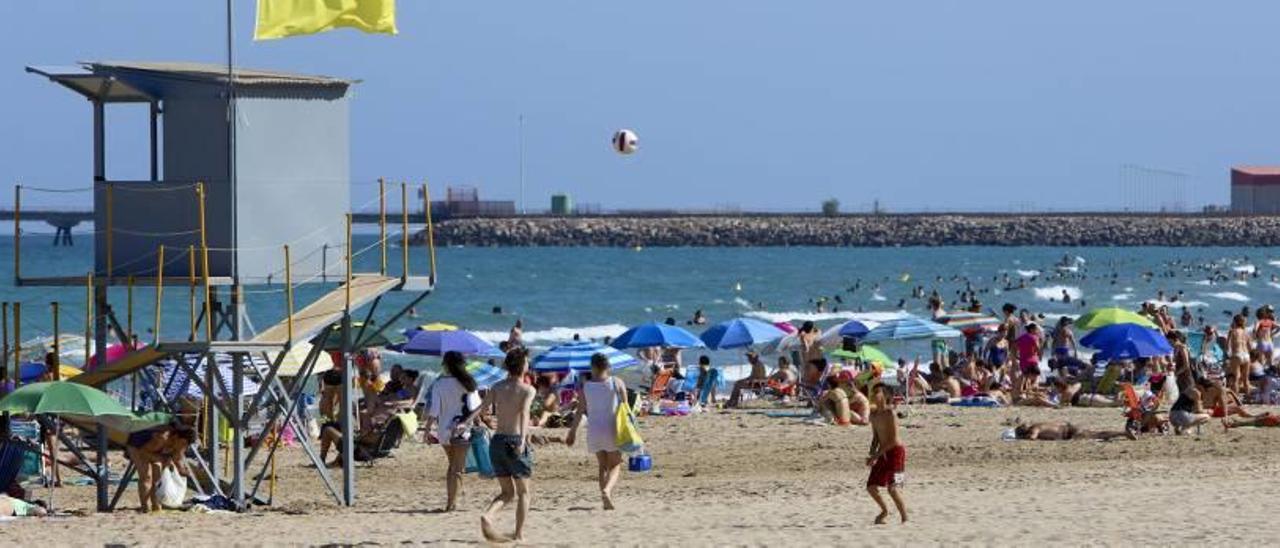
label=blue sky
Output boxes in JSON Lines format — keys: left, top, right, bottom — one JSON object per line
{"left": 2, "top": 1, "right": 1279, "bottom": 213}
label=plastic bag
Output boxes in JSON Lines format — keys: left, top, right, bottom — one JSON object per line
{"left": 616, "top": 397, "right": 644, "bottom": 453}
{"left": 157, "top": 467, "right": 188, "bottom": 509}
{"left": 464, "top": 427, "right": 495, "bottom": 478}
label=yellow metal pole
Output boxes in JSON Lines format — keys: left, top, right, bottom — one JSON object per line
{"left": 345, "top": 214, "right": 352, "bottom": 311}
{"left": 197, "top": 183, "right": 213, "bottom": 342}
{"left": 50, "top": 302, "right": 59, "bottom": 381}
{"left": 401, "top": 182, "right": 409, "bottom": 282}
{"left": 154, "top": 246, "right": 164, "bottom": 347}
{"left": 106, "top": 183, "right": 114, "bottom": 280}
{"left": 188, "top": 245, "right": 196, "bottom": 340}
{"left": 13, "top": 184, "right": 20, "bottom": 283}
{"left": 84, "top": 274, "right": 92, "bottom": 369}
{"left": 422, "top": 182, "right": 437, "bottom": 285}
{"left": 378, "top": 178, "right": 387, "bottom": 276}
{"left": 11, "top": 302, "right": 19, "bottom": 388}
{"left": 284, "top": 245, "right": 294, "bottom": 343}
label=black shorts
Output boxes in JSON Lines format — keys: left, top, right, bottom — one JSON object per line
{"left": 489, "top": 434, "right": 533, "bottom": 479}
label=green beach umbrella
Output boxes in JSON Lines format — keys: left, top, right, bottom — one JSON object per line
{"left": 830, "top": 346, "right": 896, "bottom": 368}
{"left": 98, "top": 411, "right": 175, "bottom": 434}
{"left": 0, "top": 381, "right": 133, "bottom": 419}
{"left": 1074, "top": 307, "right": 1157, "bottom": 331}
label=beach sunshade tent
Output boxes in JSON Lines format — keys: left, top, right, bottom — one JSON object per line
{"left": 533, "top": 342, "right": 639, "bottom": 372}
{"left": 861, "top": 315, "right": 963, "bottom": 343}
{"left": 396, "top": 329, "right": 503, "bottom": 357}
{"left": 830, "top": 346, "right": 895, "bottom": 367}
{"left": 936, "top": 312, "right": 1000, "bottom": 334}
{"left": 699, "top": 318, "right": 787, "bottom": 350}
{"left": 610, "top": 322, "right": 705, "bottom": 349}
{"left": 1075, "top": 307, "right": 1157, "bottom": 331}
{"left": 0, "top": 381, "right": 133, "bottom": 419}
{"left": 1080, "top": 324, "right": 1173, "bottom": 360}
{"left": 466, "top": 360, "right": 507, "bottom": 389}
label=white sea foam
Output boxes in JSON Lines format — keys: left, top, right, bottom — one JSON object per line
{"left": 1016, "top": 269, "right": 1040, "bottom": 278}
{"left": 1032, "top": 285, "right": 1082, "bottom": 301}
{"left": 1111, "top": 294, "right": 1133, "bottom": 301}
{"left": 473, "top": 324, "right": 629, "bottom": 344}
{"left": 1203, "top": 292, "right": 1250, "bottom": 303}
{"left": 871, "top": 292, "right": 887, "bottom": 302}
{"left": 1233, "top": 264, "right": 1256, "bottom": 274}
{"left": 1269, "top": 260, "right": 1280, "bottom": 268}
{"left": 1189, "top": 280, "right": 1212, "bottom": 286}
{"left": 1232, "top": 280, "right": 1249, "bottom": 287}
{"left": 745, "top": 310, "right": 906, "bottom": 324}
{"left": 734, "top": 297, "right": 752, "bottom": 309}
{"left": 1269, "top": 282, "right": 1280, "bottom": 290}
{"left": 1056, "top": 265, "right": 1079, "bottom": 273}
{"left": 1146, "top": 299, "right": 1210, "bottom": 308}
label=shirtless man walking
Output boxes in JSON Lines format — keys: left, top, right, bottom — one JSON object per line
{"left": 865, "top": 383, "right": 908, "bottom": 524}
{"left": 480, "top": 348, "right": 537, "bottom": 543}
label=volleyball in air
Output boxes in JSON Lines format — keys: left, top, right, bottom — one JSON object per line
{"left": 611, "top": 129, "right": 639, "bottom": 155}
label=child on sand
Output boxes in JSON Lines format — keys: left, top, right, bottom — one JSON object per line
{"left": 479, "top": 348, "right": 537, "bottom": 543}
{"left": 865, "top": 382, "right": 908, "bottom": 524}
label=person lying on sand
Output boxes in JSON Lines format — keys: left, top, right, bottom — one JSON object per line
{"left": 1201, "top": 379, "right": 1254, "bottom": 419}
{"left": 0, "top": 494, "right": 46, "bottom": 517}
{"left": 1222, "top": 413, "right": 1280, "bottom": 429}
{"left": 1012, "top": 421, "right": 1136, "bottom": 441}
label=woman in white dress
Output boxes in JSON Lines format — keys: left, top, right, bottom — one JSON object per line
{"left": 427, "top": 351, "right": 481, "bottom": 512}
{"left": 567, "top": 353, "right": 627, "bottom": 510}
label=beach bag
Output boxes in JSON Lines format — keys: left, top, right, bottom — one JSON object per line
{"left": 615, "top": 380, "right": 644, "bottom": 453}
{"left": 157, "top": 467, "right": 188, "bottom": 509}
{"left": 464, "top": 426, "right": 495, "bottom": 478}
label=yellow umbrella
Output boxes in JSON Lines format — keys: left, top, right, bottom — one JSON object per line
{"left": 271, "top": 341, "right": 335, "bottom": 377}
{"left": 418, "top": 323, "right": 458, "bottom": 332}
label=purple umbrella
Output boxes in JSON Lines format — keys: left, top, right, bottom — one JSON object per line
{"left": 394, "top": 329, "right": 504, "bottom": 357}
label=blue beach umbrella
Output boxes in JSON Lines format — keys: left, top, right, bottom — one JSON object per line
{"left": 1080, "top": 324, "right": 1172, "bottom": 360}
{"left": 699, "top": 318, "right": 787, "bottom": 350}
{"left": 533, "top": 342, "right": 639, "bottom": 372}
{"left": 836, "top": 320, "right": 876, "bottom": 338}
{"left": 862, "top": 315, "right": 963, "bottom": 343}
{"left": 396, "top": 329, "right": 504, "bottom": 358}
{"left": 610, "top": 322, "right": 705, "bottom": 350}
{"left": 466, "top": 360, "right": 507, "bottom": 389}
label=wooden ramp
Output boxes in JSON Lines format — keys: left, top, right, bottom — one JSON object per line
{"left": 69, "top": 347, "right": 169, "bottom": 389}
{"left": 252, "top": 275, "right": 400, "bottom": 346}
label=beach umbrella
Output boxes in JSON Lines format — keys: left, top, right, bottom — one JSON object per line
{"left": 1075, "top": 307, "right": 1157, "bottom": 331}
{"left": 17, "top": 361, "right": 84, "bottom": 383}
{"left": 533, "top": 341, "right": 639, "bottom": 372}
{"left": 87, "top": 341, "right": 143, "bottom": 370}
{"left": 311, "top": 322, "right": 400, "bottom": 351}
{"left": 861, "top": 315, "right": 963, "bottom": 343}
{"left": 0, "top": 381, "right": 133, "bottom": 419}
{"left": 609, "top": 322, "right": 704, "bottom": 349}
{"left": 830, "top": 346, "right": 895, "bottom": 367}
{"left": 396, "top": 329, "right": 504, "bottom": 357}
{"left": 160, "top": 354, "right": 264, "bottom": 401}
{"left": 466, "top": 360, "right": 507, "bottom": 389}
{"left": 97, "top": 411, "right": 175, "bottom": 434}
{"left": 936, "top": 312, "right": 1000, "bottom": 334}
{"left": 415, "top": 322, "right": 458, "bottom": 332}
{"left": 820, "top": 319, "right": 882, "bottom": 347}
{"left": 773, "top": 322, "right": 798, "bottom": 335}
{"left": 1081, "top": 324, "right": 1172, "bottom": 360}
{"left": 270, "top": 341, "right": 335, "bottom": 377}
{"left": 699, "top": 318, "right": 787, "bottom": 350}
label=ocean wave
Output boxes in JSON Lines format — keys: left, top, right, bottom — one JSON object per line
{"left": 745, "top": 310, "right": 906, "bottom": 324}
{"left": 1032, "top": 285, "right": 1082, "bottom": 301}
{"left": 1269, "top": 282, "right": 1280, "bottom": 290}
{"left": 1232, "top": 280, "right": 1249, "bottom": 286}
{"left": 871, "top": 292, "right": 887, "bottom": 302}
{"left": 1233, "top": 264, "right": 1256, "bottom": 274}
{"left": 1016, "top": 269, "right": 1040, "bottom": 278}
{"left": 734, "top": 297, "right": 752, "bottom": 309}
{"left": 1203, "top": 292, "right": 1250, "bottom": 303}
{"left": 1189, "top": 280, "right": 1212, "bottom": 286}
{"left": 1269, "top": 260, "right": 1280, "bottom": 268}
{"left": 473, "top": 324, "right": 629, "bottom": 344}
{"left": 1111, "top": 294, "right": 1133, "bottom": 301}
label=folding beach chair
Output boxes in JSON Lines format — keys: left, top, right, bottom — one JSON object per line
{"left": 354, "top": 415, "right": 405, "bottom": 465}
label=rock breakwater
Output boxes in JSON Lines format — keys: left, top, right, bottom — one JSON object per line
{"left": 416, "top": 215, "right": 1280, "bottom": 247}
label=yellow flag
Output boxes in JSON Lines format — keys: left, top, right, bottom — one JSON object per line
{"left": 255, "top": 0, "right": 397, "bottom": 41}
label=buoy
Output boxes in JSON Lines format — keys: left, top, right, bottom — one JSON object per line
{"left": 612, "top": 129, "right": 638, "bottom": 154}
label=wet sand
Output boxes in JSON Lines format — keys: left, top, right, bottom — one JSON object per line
{"left": 7, "top": 404, "right": 1280, "bottom": 546}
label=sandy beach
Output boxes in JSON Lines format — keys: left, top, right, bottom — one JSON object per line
{"left": 6, "top": 403, "right": 1278, "bottom": 546}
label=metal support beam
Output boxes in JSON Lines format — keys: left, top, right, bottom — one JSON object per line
{"left": 92, "top": 100, "right": 105, "bottom": 183}
{"left": 149, "top": 101, "right": 160, "bottom": 182}
{"left": 231, "top": 352, "right": 246, "bottom": 509}
{"left": 340, "top": 312, "right": 354, "bottom": 505}
{"left": 95, "top": 424, "right": 109, "bottom": 511}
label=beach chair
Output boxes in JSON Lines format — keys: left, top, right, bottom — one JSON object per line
{"left": 353, "top": 416, "right": 405, "bottom": 465}
{"left": 644, "top": 369, "right": 675, "bottom": 402}
{"left": 0, "top": 440, "right": 30, "bottom": 492}
{"left": 1118, "top": 383, "right": 1168, "bottom": 434}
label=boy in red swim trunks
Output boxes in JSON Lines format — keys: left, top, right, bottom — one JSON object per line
{"left": 865, "top": 382, "right": 908, "bottom": 524}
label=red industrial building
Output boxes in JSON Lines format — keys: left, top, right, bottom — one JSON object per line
{"left": 1231, "top": 166, "right": 1280, "bottom": 214}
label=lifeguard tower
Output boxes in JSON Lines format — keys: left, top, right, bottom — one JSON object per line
{"left": 19, "top": 61, "right": 437, "bottom": 510}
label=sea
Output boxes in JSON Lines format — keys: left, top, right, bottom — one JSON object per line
{"left": 1, "top": 235, "right": 1276, "bottom": 368}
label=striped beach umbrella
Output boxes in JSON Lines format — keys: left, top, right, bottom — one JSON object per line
{"left": 466, "top": 360, "right": 507, "bottom": 389}
{"left": 533, "top": 342, "right": 639, "bottom": 372}
{"left": 862, "top": 315, "right": 963, "bottom": 343}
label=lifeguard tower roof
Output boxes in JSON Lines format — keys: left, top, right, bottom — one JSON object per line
{"left": 26, "top": 61, "right": 357, "bottom": 285}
